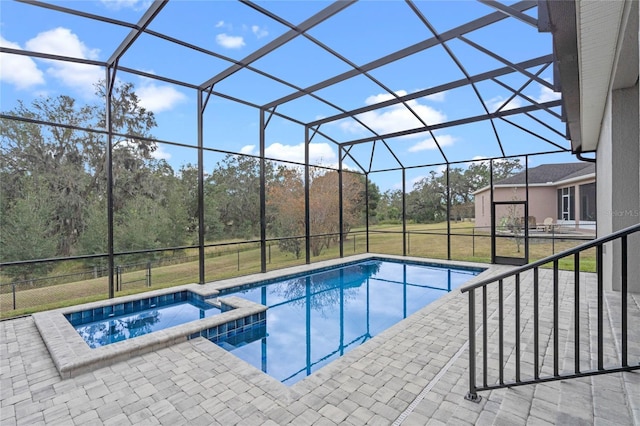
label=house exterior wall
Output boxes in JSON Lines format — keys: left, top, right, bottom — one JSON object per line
{"left": 473, "top": 184, "right": 590, "bottom": 230}
{"left": 557, "top": 176, "right": 597, "bottom": 231}
{"left": 599, "top": 82, "right": 640, "bottom": 292}
{"left": 474, "top": 188, "right": 491, "bottom": 229}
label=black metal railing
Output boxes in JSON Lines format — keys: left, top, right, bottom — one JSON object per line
{"left": 461, "top": 223, "right": 640, "bottom": 402}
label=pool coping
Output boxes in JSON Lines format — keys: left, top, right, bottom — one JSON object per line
{"left": 34, "top": 253, "right": 490, "bottom": 379}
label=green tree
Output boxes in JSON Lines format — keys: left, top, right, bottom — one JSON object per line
{"left": 209, "top": 155, "right": 274, "bottom": 240}
{"left": 406, "top": 171, "right": 447, "bottom": 223}
{"left": 377, "top": 189, "right": 403, "bottom": 223}
{"left": 0, "top": 179, "right": 57, "bottom": 279}
{"left": 0, "top": 82, "right": 158, "bottom": 258}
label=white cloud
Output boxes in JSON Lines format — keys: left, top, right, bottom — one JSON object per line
{"left": 487, "top": 95, "right": 523, "bottom": 112}
{"left": 240, "top": 142, "right": 337, "bottom": 165}
{"left": 240, "top": 145, "right": 256, "bottom": 155}
{"left": 137, "top": 81, "right": 187, "bottom": 113}
{"left": 100, "top": 0, "right": 152, "bottom": 10}
{"left": 0, "top": 36, "right": 45, "bottom": 90}
{"left": 26, "top": 27, "right": 99, "bottom": 60}
{"left": 216, "top": 33, "right": 245, "bottom": 49}
{"left": 535, "top": 81, "right": 561, "bottom": 103}
{"left": 215, "top": 21, "right": 226, "bottom": 28}
{"left": 151, "top": 144, "right": 171, "bottom": 160}
{"left": 364, "top": 90, "right": 407, "bottom": 105}
{"left": 408, "top": 134, "right": 457, "bottom": 152}
{"left": 487, "top": 80, "right": 559, "bottom": 113}
{"left": 393, "top": 174, "right": 427, "bottom": 190}
{"left": 251, "top": 25, "right": 269, "bottom": 39}
{"left": 424, "top": 91, "right": 446, "bottom": 102}
{"left": 340, "top": 90, "right": 447, "bottom": 137}
{"left": 25, "top": 27, "right": 102, "bottom": 95}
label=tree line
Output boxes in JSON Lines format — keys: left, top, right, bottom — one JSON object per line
{"left": 0, "top": 82, "right": 521, "bottom": 279}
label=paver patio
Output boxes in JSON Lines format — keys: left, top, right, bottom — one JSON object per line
{"left": 1, "top": 255, "right": 638, "bottom": 425}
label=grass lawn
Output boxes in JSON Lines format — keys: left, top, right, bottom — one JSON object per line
{"left": 0, "top": 221, "right": 595, "bottom": 319}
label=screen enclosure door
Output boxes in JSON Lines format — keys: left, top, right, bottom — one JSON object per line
{"left": 492, "top": 201, "right": 529, "bottom": 266}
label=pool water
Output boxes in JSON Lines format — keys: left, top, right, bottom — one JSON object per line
{"left": 71, "top": 298, "right": 220, "bottom": 348}
{"left": 216, "top": 259, "right": 481, "bottom": 385}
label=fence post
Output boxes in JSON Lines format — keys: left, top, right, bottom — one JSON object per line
{"left": 354, "top": 234, "right": 356, "bottom": 253}
{"left": 12, "top": 282, "right": 16, "bottom": 310}
{"left": 116, "top": 266, "right": 121, "bottom": 292}
{"left": 146, "top": 261, "right": 151, "bottom": 287}
{"left": 237, "top": 249, "right": 240, "bottom": 271}
{"left": 472, "top": 228, "right": 475, "bottom": 257}
{"left": 268, "top": 244, "right": 271, "bottom": 264}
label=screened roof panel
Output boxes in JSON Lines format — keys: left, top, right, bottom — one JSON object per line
{"left": 463, "top": 15, "right": 553, "bottom": 66}
{"left": 439, "top": 121, "right": 506, "bottom": 163}
{"left": 436, "top": 38, "right": 513, "bottom": 77}
{"left": 118, "top": 32, "right": 231, "bottom": 87}
{"left": 495, "top": 118, "right": 567, "bottom": 157}
{"left": 310, "top": 73, "right": 399, "bottom": 120}
{"left": 366, "top": 45, "right": 468, "bottom": 96}
{"left": 40, "top": 0, "right": 148, "bottom": 26}
{"left": 252, "top": 1, "right": 336, "bottom": 27}
{"left": 380, "top": 133, "right": 450, "bottom": 169}
{"left": 249, "top": 36, "right": 354, "bottom": 89}
{"left": 305, "top": 1, "right": 433, "bottom": 66}
{"left": 147, "top": 0, "right": 291, "bottom": 63}
{"left": 1, "top": 0, "right": 570, "bottom": 168}
{"left": 409, "top": 0, "right": 491, "bottom": 35}
{"left": 0, "top": 1, "right": 132, "bottom": 62}
{"left": 275, "top": 96, "right": 345, "bottom": 125}
{"left": 213, "top": 66, "right": 302, "bottom": 106}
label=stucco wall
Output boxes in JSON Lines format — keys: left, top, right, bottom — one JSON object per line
{"left": 599, "top": 82, "right": 640, "bottom": 292}
{"left": 474, "top": 184, "right": 590, "bottom": 230}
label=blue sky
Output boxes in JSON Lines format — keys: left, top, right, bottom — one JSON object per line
{"left": 0, "top": 0, "right": 575, "bottom": 191}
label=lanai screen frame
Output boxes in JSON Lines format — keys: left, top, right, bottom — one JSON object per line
{"left": 0, "top": 0, "right": 572, "bottom": 298}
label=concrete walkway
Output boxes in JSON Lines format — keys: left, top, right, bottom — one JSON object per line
{"left": 1, "top": 257, "right": 638, "bottom": 425}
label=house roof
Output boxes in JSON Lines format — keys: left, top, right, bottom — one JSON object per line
{"left": 495, "top": 162, "right": 594, "bottom": 186}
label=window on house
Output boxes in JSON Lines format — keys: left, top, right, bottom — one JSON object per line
{"left": 580, "top": 182, "right": 596, "bottom": 221}
{"left": 557, "top": 187, "right": 575, "bottom": 220}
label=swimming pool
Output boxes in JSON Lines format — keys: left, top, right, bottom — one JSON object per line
{"left": 65, "top": 291, "right": 220, "bottom": 348}
{"left": 46, "top": 256, "right": 483, "bottom": 379}
{"left": 214, "top": 259, "right": 482, "bottom": 385}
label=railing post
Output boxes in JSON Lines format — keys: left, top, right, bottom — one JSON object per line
{"left": 499, "top": 279, "right": 504, "bottom": 385}
{"left": 515, "top": 273, "right": 521, "bottom": 382}
{"left": 533, "top": 267, "right": 539, "bottom": 379}
{"left": 12, "top": 282, "right": 16, "bottom": 310}
{"left": 482, "top": 285, "right": 487, "bottom": 388}
{"left": 553, "top": 260, "right": 559, "bottom": 377}
{"left": 621, "top": 236, "right": 628, "bottom": 367}
{"left": 465, "top": 289, "right": 481, "bottom": 402}
{"left": 574, "top": 253, "right": 580, "bottom": 373}
{"left": 146, "top": 261, "right": 151, "bottom": 287}
{"left": 597, "top": 245, "right": 604, "bottom": 370}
